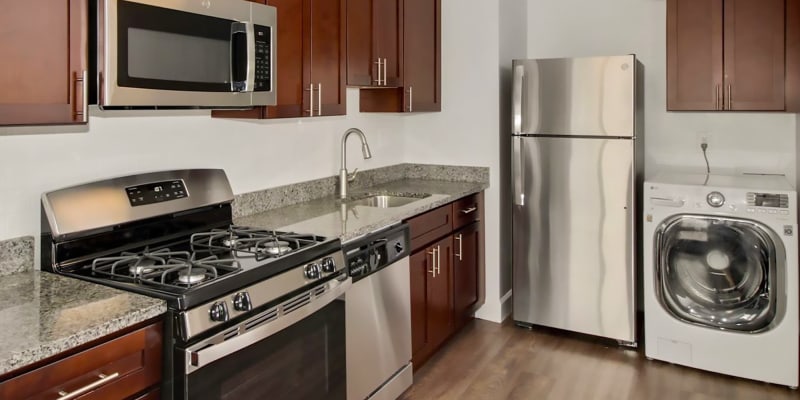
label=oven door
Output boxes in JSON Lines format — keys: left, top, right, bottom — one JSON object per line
{"left": 99, "top": 0, "right": 276, "bottom": 108}
{"left": 175, "top": 277, "right": 350, "bottom": 400}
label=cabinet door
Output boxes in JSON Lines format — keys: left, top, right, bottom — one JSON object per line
{"left": 374, "top": 0, "right": 402, "bottom": 87}
{"left": 409, "top": 236, "right": 452, "bottom": 370}
{"left": 0, "top": 0, "right": 88, "bottom": 126}
{"left": 453, "top": 222, "right": 479, "bottom": 330}
{"left": 346, "top": 0, "right": 401, "bottom": 87}
{"left": 666, "top": 0, "right": 724, "bottom": 111}
{"left": 403, "top": 0, "right": 440, "bottom": 112}
{"left": 310, "top": 0, "right": 347, "bottom": 116}
{"left": 723, "top": 0, "right": 785, "bottom": 110}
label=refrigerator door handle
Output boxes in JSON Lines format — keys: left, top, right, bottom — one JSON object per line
{"left": 512, "top": 64, "right": 524, "bottom": 135}
{"left": 512, "top": 137, "right": 525, "bottom": 206}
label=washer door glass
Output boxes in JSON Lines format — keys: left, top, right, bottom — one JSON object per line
{"left": 655, "top": 215, "right": 781, "bottom": 332}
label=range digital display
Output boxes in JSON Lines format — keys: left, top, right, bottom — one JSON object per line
{"left": 126, "top": 179, "right": 188, "bottom": 207}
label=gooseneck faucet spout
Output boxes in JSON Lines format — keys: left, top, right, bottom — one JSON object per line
{"left": 340, "top": 128, "right": 372, "bottom": 199}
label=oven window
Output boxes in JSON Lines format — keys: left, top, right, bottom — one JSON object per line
{"left": 116, "top": 1, "right": 236, "bottom": 92}
{"left": 183, "top": 300, "right": 346, "bottom": 400}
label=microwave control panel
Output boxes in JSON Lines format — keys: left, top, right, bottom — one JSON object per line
{"left": 254, "top": 25, "right": 271, "bottom": 91}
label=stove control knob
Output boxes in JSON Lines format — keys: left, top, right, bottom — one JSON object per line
{"left": 707, "top": 191, "right": 725, "bottom": 208}
{"left": 321, "top": 257, "right": 337, "bottom": 273}
{"left": 304, "top": 263, "right": 321, "bottom": 280}
{"left": 209, "top": 301, "right": 229, "bottom": 322}
{"left": 233, "top": 292, "right": 252, "bottom": 312}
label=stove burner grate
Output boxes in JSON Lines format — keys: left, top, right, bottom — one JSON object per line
{"left": 92, "top": 249, "right": 241, "bottom": 289}
{"left": 190, "top": 225, "right": 323, "bottom": 261}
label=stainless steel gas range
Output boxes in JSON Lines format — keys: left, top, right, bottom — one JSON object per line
{"left": 41, "top": 169, "right": 350, "bottom": 400}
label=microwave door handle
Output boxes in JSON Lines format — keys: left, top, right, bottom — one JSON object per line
{"left": 244, "top": 22, "right": 256, "bottom": 92}
{"left": 230, "top": 22, "right": 256, "bottom": 92}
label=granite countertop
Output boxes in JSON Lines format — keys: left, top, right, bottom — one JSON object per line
{"left": 236, "top": 178, "right": 489, "bottom": 243}
{"left": 0, "top": 271, "right": 166, "bottom": 375}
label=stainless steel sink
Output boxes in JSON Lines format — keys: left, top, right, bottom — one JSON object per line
{"left": 347, "top": 193, "right": 431, "bottom": 208}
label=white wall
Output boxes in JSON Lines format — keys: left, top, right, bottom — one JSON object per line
{"left": 402, "top": 0, "right": 505, "bottom": 322}
{"left": 527, "top": 0, "right": 797, "bottom": 181}
{"left": 0, "top": 89, "right": 406, "bottom": 241}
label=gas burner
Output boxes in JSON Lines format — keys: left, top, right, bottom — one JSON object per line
{"left": 177, "top": 269, "right": 209, "bottom": 285}
{"left": 260, "top": 241, "right": 292, "bottom": 256}
{"left": 130, "top": 260, "right": 157, "bottom": 277}
{"left": 190, "top": 226, "right": 324, "bottom": 261}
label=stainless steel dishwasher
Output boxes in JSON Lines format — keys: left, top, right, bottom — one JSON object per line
{"left": 344, "top": 223, "right": 412, "bottom": 400}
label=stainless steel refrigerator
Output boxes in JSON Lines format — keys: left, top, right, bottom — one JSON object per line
{"left": 511, "top": 55, "right": 641, "bottom": 345}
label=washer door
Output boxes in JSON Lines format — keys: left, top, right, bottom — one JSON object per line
{"left": 654, "top": 215, "right": 783, "bottom": 332}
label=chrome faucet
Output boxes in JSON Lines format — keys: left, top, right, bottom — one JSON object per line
{"left": 340, "top": 128, "right": 372, "bottom": 199}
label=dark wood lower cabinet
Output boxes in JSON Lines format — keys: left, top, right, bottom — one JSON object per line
{"left": 0, "top": 321, "right": 162, "bottom": 400}
{"left": 410, "top": 236, "right": 453, "bottom": 370}
{"left": 453, "top": 222, "right": 480, "bottom": 331}
{"left": 407, "top": 192, "right": 484, "bottom": 372}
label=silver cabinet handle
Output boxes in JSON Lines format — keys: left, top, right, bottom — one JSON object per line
{"left": 455, "top": 234, "right": 463, "bottom": 261}
{"left": 317, "top": 83, "right": 322, "bottom": 116}
{"left": 727, "top": 83, "right": 732, "bottom": 110}
{"left": 512, "top": 137, "right": 525, "bottom": 206}
{"left": 57, "top": 372, "right": 120, "bottom": 400}
{"left": 460, "top": 206, "right": 477, "bottom": 215}
{"left": 407, "top": 86, "right": 413, "bottom": 112}
{"left": 512, "top": 64, "right": 524, "bottom": 134}
{"left": 715, "top": 84, "right": 720, "bottom": 110}
{"left": 374, "top": 58, "right": 382, "bottom": 85}
{"left": 427, "top": 248, "right": 436, "bottom": 277}
{"left": 305, "top": 83, "right": 314, "bottom": 116}
{"left": 438, "top": 245, "right": 442, "bottom": 275}
{"left": 74, "top": 70, "right": 87, "bottom": 122}
{"left": 383, "top": 58, "right": 388, "bottom": 85}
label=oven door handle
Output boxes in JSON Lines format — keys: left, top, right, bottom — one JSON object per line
{"left": 185, "top": 277, "right": 352, "bottom": 374}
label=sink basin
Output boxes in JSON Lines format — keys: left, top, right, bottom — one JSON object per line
{"left": 347, "top": 193, "right": 431, "bottom": 208}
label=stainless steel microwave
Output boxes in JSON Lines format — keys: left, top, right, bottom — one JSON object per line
{"left": 94, "top": 0, "right": 276, "bottom": 109}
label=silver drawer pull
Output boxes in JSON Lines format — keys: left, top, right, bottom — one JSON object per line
{"left": 57, "top": 372, "right": 120, "bottom": 400}
{"left": 460, "top": 206, "right": 478, "bottom": 215}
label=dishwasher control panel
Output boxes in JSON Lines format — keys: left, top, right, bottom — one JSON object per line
{"left": 343, "top": 223, "right": 410, "bottom": 282}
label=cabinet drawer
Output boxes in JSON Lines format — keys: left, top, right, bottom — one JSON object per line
{"left": 0, "top": 322, "right": 162, "bottom": 400}
{"left": 452, "top": 193, "right": 481, "bottom": 231}
{"left": 407, "top": 204, "right": 452, "bottom": 252}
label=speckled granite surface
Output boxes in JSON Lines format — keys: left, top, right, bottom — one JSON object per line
{"left": 232, "top": 163, "right": 489, "bottom": 218}
{"left": 0, "top": 271, "right": 166, "bottom": 375}
{"left": 236, "top": 178, "right": 489, "bottom": 243}
{"left": 0, "top": 236, "right": 34, "bottom": 276}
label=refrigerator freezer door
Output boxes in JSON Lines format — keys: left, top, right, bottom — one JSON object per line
{"left": 512, "top": 55, "right": 635, "bottom": 137}
{"left": 512, "top": 136, "right": 636, "bottom": 343}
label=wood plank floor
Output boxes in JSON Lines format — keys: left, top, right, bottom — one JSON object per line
{"left": 400, "top": 319, "right": 800, "bottom": 400}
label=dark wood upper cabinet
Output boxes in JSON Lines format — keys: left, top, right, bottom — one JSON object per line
{"left": 213, "top": 0, "right": 346, "bottom": 120}
{"left": 0, "top": 0, "right": 88, "bottom": 126}
{"left": 358, "top": 0, "right": 440, "bottom": 112}
{"left": 401, "top": 0, "right": 440, "bottom": 112}
{"left": 346, "top": 0, "right": 402, "bottom": 87}
{"left": 667, "top": 0, "right": 795, "bottom": 111}
{"left": 788, "top": 0, "right": 800, "bottom": 111}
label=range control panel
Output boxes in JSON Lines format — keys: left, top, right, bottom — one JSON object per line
{"left": 344, "top": 224, "right": 410, "bottom": 282}
{"left": 126, "top": 179, "right": 187, "bottom": 207}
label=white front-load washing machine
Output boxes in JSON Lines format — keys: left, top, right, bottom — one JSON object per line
{"left": 644, "top": 173, "right": 798, "bottom": 388}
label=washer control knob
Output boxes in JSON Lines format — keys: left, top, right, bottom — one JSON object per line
{"left": 321, "top": 257, "right": 337, "bottom": 273}
{"left": 232, "top": 292, "right": 252, "bottom": 312}
{"left": 304, "top": 263, "right": 321, "bottom": 280}
{"left": 209, "top": 301, "right": 229, "bottom": 322}
{"left": 707, "top": 191, "right": 725, "bottom": 208}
